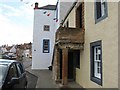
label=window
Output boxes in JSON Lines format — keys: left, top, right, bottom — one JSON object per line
{"left": 16, "top": 63, "right": 24, "bottom": 76}
{"left": 44, "top": 25, "right": 50, "bottom": 31}
{"left": 90, "top": 40, "right": 102, "bottom": 85}
{"left": 76, "top": 4, "right": 82, "bottom": 28}
{"left": 66, "top": 21, "right": 69, "bottom": 28}
{"left": 7, "top": 63, "right": 18, "bottom": 81}
{"left": 95, "top": 0, "right": 108, "bottom": 23}
{"left": 43, "top": 39, "right": 50, "bottom": 53}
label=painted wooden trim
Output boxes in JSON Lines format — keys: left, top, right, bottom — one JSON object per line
{"left": 90, "top": 40, "right": 102, "bottom": 86}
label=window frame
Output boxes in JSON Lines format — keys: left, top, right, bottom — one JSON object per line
{"left": 90, "top": 40, "right": 102, "bottom": 85}
{"left": 16, "top": 63, "right": 24, "bottom": 76}
{"left": 94, "top": 0, "right": 108, "bottom": 23}
{"left": 44, "top": 25, "right": 50, "bottom": 31}
{"left": 43, "top": 39, "right": 50, "bottom": 53}
{"left": 7, "top": 63, "right": 18, "bottom": 82}
{"left": 76, "top": 4, "right": 83, "bottom": 28}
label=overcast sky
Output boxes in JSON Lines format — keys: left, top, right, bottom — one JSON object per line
{"left": 0, "top": 0, "right": 57, "bottom": 46}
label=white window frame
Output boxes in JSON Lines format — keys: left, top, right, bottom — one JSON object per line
{"left": 101, "top": 0, "right": 106, "bottom": 16}
{"left": 94, "top": 46, "right": 101, "bottom": 79}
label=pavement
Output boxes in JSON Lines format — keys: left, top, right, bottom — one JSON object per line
{"left": 26, "top": 71, "right": 38, "bottom": 88}
{"left": 22, "top": 58, "right": 83, "bottom": 89}
{"left": 26, "top": 67, "right": 59, "bottom": 88}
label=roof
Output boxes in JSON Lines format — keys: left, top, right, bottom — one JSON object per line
{"left": 6, "top": 46, "right": 12, "bottom": 51}
{"left": 38, "top": 5, "right": 56, "bottom": 10}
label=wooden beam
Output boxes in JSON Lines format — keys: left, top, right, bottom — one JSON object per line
{"left": 62, "top": 48, "right": 68, "bottom": 85}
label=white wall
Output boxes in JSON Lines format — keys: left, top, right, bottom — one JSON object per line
{"left": 32, "top": 9, "right": 56, "bottom": 69}
{"left": 23, "top": 49, "right": 30, "bottom": 57}
{"left": 55, "top": 0, "right": 76, "bottom": 30}
{"left": 10, "top": 45, "right": 16, "bottom": 53}
{"left": 1, "top": 47, "right": 8, "bottom": 53}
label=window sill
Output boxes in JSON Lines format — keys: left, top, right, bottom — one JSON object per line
{"left": 95, "top": 14, "right": 108, "bottom": 24}
{"left": 91, "top": 76, "right": 102, "bottom": 86}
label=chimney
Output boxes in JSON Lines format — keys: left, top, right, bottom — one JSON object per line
{"left": 34, "top": 2, "right": 38, "bottom": 9}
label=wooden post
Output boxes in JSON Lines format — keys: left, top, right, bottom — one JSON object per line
{"left": 56, "top": 48, "right": 60, "bottom": 82}
{"left": 62, "top": 48, "right": 68, "bottom": 85}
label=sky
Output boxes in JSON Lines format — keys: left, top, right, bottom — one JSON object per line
{"left": 0, "top": 0, "right": 57, "bottom": 46}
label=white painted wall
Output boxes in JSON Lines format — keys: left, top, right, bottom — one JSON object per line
{"left": 32, "top": 9, "right": 56, "bottom": 69}
{"left": 55, "top": 0, "right": 76, "bottom": 30}
{"left": 23, "top": 49, "right": 30, "bottom": 57}
{"left": 1, "top": 47, "right": 8, "bottom": 54}
{"left": 10, "top": 45, "right": 16, "bottom": 53}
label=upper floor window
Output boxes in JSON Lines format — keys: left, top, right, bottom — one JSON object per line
{"left": 95, "top": 0, "right": 108, "bottom": 23}
{"left": 44, "top": 25, "right": 50, "bottom": 31}
{"left": 66, "top": 21, "right": 69, "bottom": 28}
{"left": 43, "top": 39, "right": 50, "bottom": 53}
{"left": 76, "top": 4, "right": 82, "bottom": 28}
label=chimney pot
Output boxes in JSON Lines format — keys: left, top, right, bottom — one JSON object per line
{"left": 34, "top": 2, "right": 38, "bottom": 9}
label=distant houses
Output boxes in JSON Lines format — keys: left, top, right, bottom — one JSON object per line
{"left": 0, "top": 42, "right": 32, "bottom": 60}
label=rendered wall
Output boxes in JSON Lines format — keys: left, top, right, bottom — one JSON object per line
{"left": 32, "top": 9, "right": 56, "bottom": 69}
{"left": 63, "top": 1, "right": 118, "bottom": 88}
{"left": 76, "top": 2, "right": 118, "bottom": 88}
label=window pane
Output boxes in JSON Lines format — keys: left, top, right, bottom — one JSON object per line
{"left": 16, "top": 63, "right": 24, "bottom": 76}
{"left": 8, "top": 64, "right": 18, "bottom": 81}
{"left": 43, "top": 39, "right": 49, "bottom": 53}
{"left": 90, "top": 41, "right": 102, "bottom": 85}
{"left": 101, "top": 2, "right": 105, "bottom": 16}
{"left": 44, "top": 25, "right": 50, "bottom": 31}
{"left": 96, "top": 1, "right": 102, "bottom": 19}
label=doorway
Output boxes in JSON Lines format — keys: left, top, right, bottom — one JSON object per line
{"left": 59, "top": 49, "right": 80, "bottom": 81}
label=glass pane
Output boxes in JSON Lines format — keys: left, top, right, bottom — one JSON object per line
{"left": 0, "top": 65, "right": 7, "bottom": 83}
{"left": 97, "top": 68, "right": 99, "bottom": 73}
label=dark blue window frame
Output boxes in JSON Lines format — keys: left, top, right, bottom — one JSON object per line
{"left": 43, "top": 39, "right": 50, "bottom": 53}
{"left": 94, "top": 0, "right": 108, "bottom": 23}
{"left": 90, "top": 40, "right": 102, "bottom": 86}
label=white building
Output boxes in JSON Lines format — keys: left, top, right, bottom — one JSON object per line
{"left": 32, "top": 3, "right": 56, "bottom": 69}
{"left": 9, "top": 45, "right": 16, "bottom": 54}
{"left": 1, "top": 47, "right": 8, "bottom": 54}
{"left": 55, "top": 0, "right": 77, "bottom": 29}
{"left": 23, "top": 49, "right": 30, "bottom": 57}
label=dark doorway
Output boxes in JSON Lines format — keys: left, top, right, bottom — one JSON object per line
{"left": 68, "top": 50, "right": 80, "bottom": 81}
{"left": 76, "top": 4, "right": 83, "bottom": 28}
{"left": 59, "top": 49, "right": 80, "bottom": 81}
{"left": 59, "top": 49, "right": 62, "bottom": 79}
{"left": 68, "top": 51, "right": 74, "bottom": 80}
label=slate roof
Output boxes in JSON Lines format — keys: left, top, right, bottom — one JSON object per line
{"left": 38, "top": 5, "right": 56, "bottom": 10}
